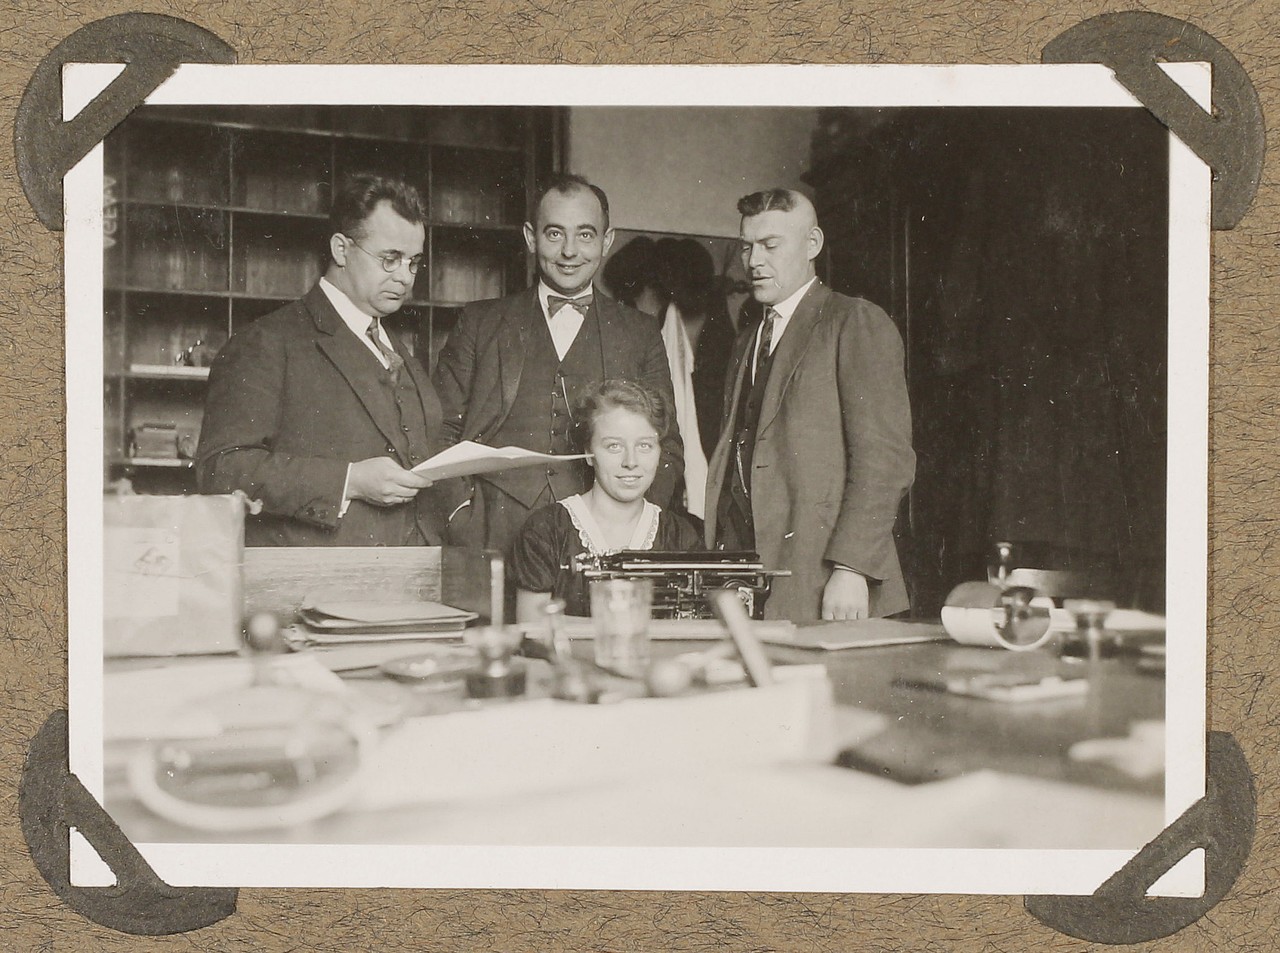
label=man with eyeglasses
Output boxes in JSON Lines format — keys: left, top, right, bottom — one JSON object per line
{"left": 434, "top": 173, "right": 683, "bottom": 563}
{"left": 197, "top": 174, "right": 450, "bottom": 546}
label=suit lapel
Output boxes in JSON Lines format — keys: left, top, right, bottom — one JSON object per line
{"left": 306, "top": 285, "right": 409, "bottom": 462}
{"left": 722, "top": 327, "right": 753, "bottom": 425}
{"left": 705, "top": 326, "right": 752, "bottom": 545}
{"left": 494, "top": 288, "right": 539, "bottom": 424}
{"left": 758, "top": 281, "right": 830, "bottom": 434}
{"left": 594, "top": 292, "right": 626, "bottom": 377}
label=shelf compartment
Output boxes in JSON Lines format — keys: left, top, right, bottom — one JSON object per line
{"left": 231, "top": 129, "right": 332, "bottom": 216}
{"left": 124, "top": 119, "right": 230, "bottom": 206}
{"left": 121, "top": 293, "right": 229, "bottom": 369}
{"left": 124, "top": 205, "right": 230, "bottom": 294}
{"left": 332, "top": 137, "right": 429, "bottom": 199}
{"left": 423, "top": 107, "right": 527, "bottom": 151}
{"left": 432, "top": 146, "right": 526, "bottom": 226}
{"left": 429, "top": 229, "right": 525, "bottom": 305}
{"left": 328, "top": 106, "right": 433, "bottom": 143}
{"left": 126, "top": 387, "right": 205, "bottom": 462}
{"left": 231, "top": 218, "right": 326, "bottom": 300}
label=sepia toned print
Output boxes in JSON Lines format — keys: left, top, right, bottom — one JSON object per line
{"left": 65, "top": 63, "right": 1208, "bottom": 895}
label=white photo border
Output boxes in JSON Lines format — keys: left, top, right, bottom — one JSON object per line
{"left": 66, "top": 62, "right": 1210, "bottom": 895}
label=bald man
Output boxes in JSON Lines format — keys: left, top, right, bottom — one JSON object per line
{"left": 704, "top": 189, "right": 916, "bottom": 622}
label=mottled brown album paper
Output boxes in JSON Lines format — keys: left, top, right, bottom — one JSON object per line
{"left": 2, "top": 0, "right": 1277, "bottom": 950}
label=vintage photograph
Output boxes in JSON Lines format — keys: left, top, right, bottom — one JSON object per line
{"left": 66, "top": 64, "right": 1207, "bottom": 894}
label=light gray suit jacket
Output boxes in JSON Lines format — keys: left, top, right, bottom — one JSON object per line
{"left": 705, "top": 281, "right": 915, "bottom": 621}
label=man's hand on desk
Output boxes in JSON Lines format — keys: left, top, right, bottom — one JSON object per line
{"left": 347, "top": 456, "right": 434, "bottom": 507}
{"left": 822, "top": 567, "right": 869, "bottom": 620}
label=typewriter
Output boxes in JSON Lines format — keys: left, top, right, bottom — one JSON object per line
{"left": 572, "top": 550, "right": 787, "bottom": 620}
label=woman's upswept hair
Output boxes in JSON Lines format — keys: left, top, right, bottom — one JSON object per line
{"left": 571, "top": 379, "right": 670, "bottom": 452}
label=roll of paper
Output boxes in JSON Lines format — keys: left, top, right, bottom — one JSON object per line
{"left": 941, "top": 581, "right": 1054, "bottom": 651}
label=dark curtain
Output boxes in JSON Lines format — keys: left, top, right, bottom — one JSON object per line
{"left": 812, "top": 108, "right": 1168, "bottom": 614}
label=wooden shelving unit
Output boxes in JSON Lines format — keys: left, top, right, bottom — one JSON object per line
{"left": 103, "top": 105, "right": 561, "bottom": 492}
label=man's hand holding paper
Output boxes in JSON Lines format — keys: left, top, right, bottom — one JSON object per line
{"left": 347, "top": 457, "right": 434, "bottom": 508}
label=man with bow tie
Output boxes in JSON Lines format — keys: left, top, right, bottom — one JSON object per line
{"left": 434, "top": 173, "right": 683, "bottom": 560}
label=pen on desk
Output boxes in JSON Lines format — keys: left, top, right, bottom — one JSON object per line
{"left": 708, "top": 590, "right": 774, "bottom": 687}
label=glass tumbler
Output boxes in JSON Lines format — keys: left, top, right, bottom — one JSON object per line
{"left": 589, "top": 578, "right": 653, "bottom": 674}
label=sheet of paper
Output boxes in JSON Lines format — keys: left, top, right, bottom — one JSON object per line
{"left": 547, "top": 617, "right": 796, "bottom": 642}
{"left": 764, "top": 619, "right": 950, "bottom": 651}
{"left": 411, "top": 440, "right": 588, "bottom": 480}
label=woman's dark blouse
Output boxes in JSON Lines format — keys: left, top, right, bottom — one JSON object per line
{"left": 511, "top": 503, "right": 703, "bottom": 616}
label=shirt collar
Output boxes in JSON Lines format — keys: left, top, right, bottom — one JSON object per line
{"left": 537, "top": 280, "right": 594, "bottom": 320}
{"left": 751, "top": 276, "right": 817, "bottom": 374}
{"left": 320, "top": 276, "right": 381, "bottom": 339}
{"left": 768, "top": 276, "right": 818, "bottom": 322}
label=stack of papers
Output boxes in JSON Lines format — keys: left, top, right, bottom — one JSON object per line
{"left": 295, "top": 600, "right": 478, "bottom": 644}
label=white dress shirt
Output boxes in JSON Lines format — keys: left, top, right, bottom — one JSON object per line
{"left": 537, "top": 281, "right": 592, "bottom": 360}
{"left": 749, "top": 275, "right": 817, "bottom": 381}
{"left": 318, "top": 277, "right": 401, "bottom": 514}
{"left": 319, "top": 277, "right": 397, "bottom": 369}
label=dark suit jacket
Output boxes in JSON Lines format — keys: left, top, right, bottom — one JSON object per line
{"left": 433, "top": 286, "right": 684, "bottom": 512}
{"left": 705, "top": 281, "right": 915, "bottom": 621}
{"left": 196, "top": 284, "right": 448, "bottom": 546}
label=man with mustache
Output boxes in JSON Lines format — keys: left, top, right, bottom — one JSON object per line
{"left": 706, "top": 188, "right": 915, "bottom": 621}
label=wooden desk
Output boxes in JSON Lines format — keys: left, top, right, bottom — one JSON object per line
{"left": 103, "top": 643, "right": 1165, "bottom": 849}
{"left": 101, "top": 547, "right": 1166, "bottom": 854}
{"left": 784, "top": 641, "right": 1165, "bottom": 795}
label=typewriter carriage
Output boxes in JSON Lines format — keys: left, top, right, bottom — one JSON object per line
{"left": 571, "top": 550, "right": 787, "bottom": 620}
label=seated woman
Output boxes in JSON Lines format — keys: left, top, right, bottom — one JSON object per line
{"left": 512, "top": 379, "right": 702, "bottom": 620}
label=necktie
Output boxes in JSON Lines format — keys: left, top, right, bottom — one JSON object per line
{"left": 366, "top": 318, "right": 404, "bottom": 378}
{"left": 547, "top": 293, "right": 593, "bottom": 317}
{"left": 753, "top": 308, "right": 778, "bottom": 383}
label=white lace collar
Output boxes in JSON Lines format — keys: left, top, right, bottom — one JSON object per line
{"left": 559, "top": 494, "right": 661, "bottom": 555}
